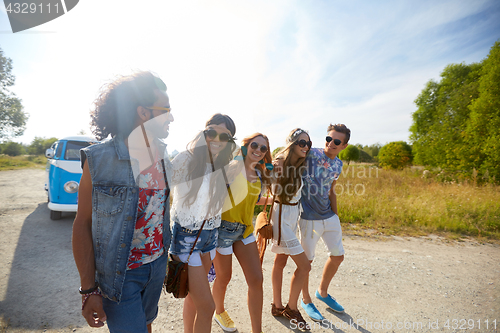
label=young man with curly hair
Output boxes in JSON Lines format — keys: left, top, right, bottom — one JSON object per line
{"left": 72, "top": 71, "right": 174, "bottom": 333}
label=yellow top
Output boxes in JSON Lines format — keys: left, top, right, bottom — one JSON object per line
{"left": 221, "top": 172, "right": 262, "bottom": 238}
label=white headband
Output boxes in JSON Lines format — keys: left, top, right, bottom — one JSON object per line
{"left": 286, "top": 129, "right": 305, "bottom": 143}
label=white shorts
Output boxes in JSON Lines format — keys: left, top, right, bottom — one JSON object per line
{"left": 299, "top": 214, "right": 344, "bottom": 260}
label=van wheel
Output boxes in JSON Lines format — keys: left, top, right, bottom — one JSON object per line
{"left": 50, "top": 210, "right": 62, "bottom": 220}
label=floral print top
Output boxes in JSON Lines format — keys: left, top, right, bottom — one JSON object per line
{"left": 127, "top": 158, "right": 168, "bottom": 270}
{"left": 300, "top": 148, "right": 343, "bottom": 220}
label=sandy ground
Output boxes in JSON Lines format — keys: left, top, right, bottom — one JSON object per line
{"left": 0, "top": 169, "right": 499, "bottom": 333}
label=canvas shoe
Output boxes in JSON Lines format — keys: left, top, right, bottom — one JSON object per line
{"left": 214, "top": 310, "right": 236, "bottom": 332}
{"left": 300, "top": 299, "right": 324, "bottom": 322}
{"left": 315, "top": 290, "right": 344, "bottom": 313}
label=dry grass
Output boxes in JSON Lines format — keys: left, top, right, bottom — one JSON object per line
{"left": 336, "top": 164, "right": 500, "bottom": 240}
{"left": 0, "top": 155, "right": 46, "bottom": 171}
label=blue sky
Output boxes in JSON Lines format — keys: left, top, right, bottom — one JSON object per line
{"left": 1, "top": 0, "right": 499, "bottom": 153}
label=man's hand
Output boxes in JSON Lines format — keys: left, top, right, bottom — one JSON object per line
{"left": 82, "top": 295, "right": 107, "bottom": 327}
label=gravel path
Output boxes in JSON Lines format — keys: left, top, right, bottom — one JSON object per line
{"left": 0, "top": 169, "right": 499, "bottom": 332}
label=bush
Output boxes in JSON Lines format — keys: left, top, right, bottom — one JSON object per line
{"left": 2, "top": 141, "right": 26, "bottom": 156}
{"left": 378, "top": 141, "right": 412, "bottom": 169}
{"left": 339, "top": 145, "right": 359, "bottom": 165}
{"left": 28, "top": 137, "right": 58, "bottom": 155}
{"left": 358, "top": 149, "right": 374, "bottom": 163}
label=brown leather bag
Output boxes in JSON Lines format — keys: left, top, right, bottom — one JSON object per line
{"left": 164, "top": 220, "right": 206, "bottom": 298}
{"left": 256, "top": 190, "right": 276, "bottom": 264}
{"left": 255, "top": 190, "right": 275, "bottom": 239}
{"left": 164, "top": 255, "right": 189, "bottom": 298}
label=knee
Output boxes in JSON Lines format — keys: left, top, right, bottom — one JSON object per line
{"left": 330, "top": 255, "right": 344, "bottom": 265}
{"left": 247, "top": 270, "right": 264, "bottom": 289}
{"left": 198, "top": 298, "right": 215, "bottom": 317}
{"left": 297, "top": 261, "right": 311, "bottom": 275}
{"left": 273, "top": 255, "right": 287, "bottom": 270}
{"left": 215, "top": 269, "right": 232, "bottom": 286}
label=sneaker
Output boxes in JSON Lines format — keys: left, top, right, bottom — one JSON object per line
{"left": 315, "top": 290, "right": 344, "bottom": 313}
{"left": 282, "top": 305, "right": 310, "bottom": 331}
{"left": 271, "top": 303, "right": 285, "bottom": 317}
{"left": 214, "top": 310, "right": 237, "bottom": 332}
{"left": 300, "top": 299, "right": 324, "bottom": 322}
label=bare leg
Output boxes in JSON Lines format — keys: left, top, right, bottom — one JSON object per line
{"left": 211, "top": 252, "right": 233, "bottom": 314}
{"left": 271, "top": 254, "right": 288, "bottom": 309}
{"left": 317, "top": 255, "right": 344, "bottom": 297}
{"left": 287, "top": 252, "right": 311, "bottom": 310}
{"left": 233, "top": 241, "right": 263, "bottom": 333}
{"left": 180, "top": 253, "right": 214, "bottom": 333}
{"left": 301, "top": 260, "right": 314, "bottom": 304}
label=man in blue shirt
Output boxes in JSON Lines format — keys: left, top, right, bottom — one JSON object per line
{"left": 298, "top": 123, "right": 351, "bottom": 322}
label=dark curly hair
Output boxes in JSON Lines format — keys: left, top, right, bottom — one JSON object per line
{"left": 90, "top": 71, "right": 167, "bottom": 140}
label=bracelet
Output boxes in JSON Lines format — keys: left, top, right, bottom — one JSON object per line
{"left": 81, "top": 289, "right": 102, "bottom": 310}
{"left": 79, "top": 283, "right": 98, "bottom": 295}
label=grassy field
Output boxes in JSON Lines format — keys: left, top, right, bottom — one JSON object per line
{"left": 337, "top": 164, "right": 500, "bottom": 240}
{"left": 0, "top": 154, "right": 46, "bottom": 171}
{"left": 2, "top": 155, "right": 498, "bottom": 240}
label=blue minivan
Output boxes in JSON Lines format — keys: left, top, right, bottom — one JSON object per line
{"left": 44, "top": 135, "right": 97, "bottom": 220}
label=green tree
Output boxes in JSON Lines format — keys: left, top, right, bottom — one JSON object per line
{"left": 378, "top": 141, "right": 412, "bottom": 169}
{"left": 0, "top": 47, "right": 28, "bottom": 139}
{"left": 339, "top": 145, "right": 359, "bottom": 165}
{"left": 2, "top": 141, "right": 26, "bottom": 156}
{"left": 357, "top": 149, "right": 374, "bottom": 163}
{"left": 467, "top": 41, "right": 500, "bottom": 181}
{"left": 28, "top": 136, "right": 58, "bottom": 155}
{"left": 410, "top": 62, "right": 481, "bottom": 168}
{"left": 362, "top": 143, "right": 381, "bottom": 159}
{"left": 272, "top": 146, "right": 283, "bottom": 157}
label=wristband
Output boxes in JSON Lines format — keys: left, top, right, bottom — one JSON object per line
{"left": 81, "top": 289, "right": 102, "bottom": 310}
{"left": 79, "top": 282, "right": 98, "bottom": 295}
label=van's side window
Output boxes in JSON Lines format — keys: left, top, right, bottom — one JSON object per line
{"left": 65, "top": 141, "right": 90, "bottom": 161}
{"left": 55, "top": 142, "right": 64, "bottom": 159}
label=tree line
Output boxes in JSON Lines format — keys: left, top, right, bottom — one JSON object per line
{"left": 0, "top": 137, "right": 58, "bottom": 156}
{"left": 410, "top": 40, "right": 499, "bottom": 182}
{"left": 340, "top": 40, "right": 500, "bottom": 183}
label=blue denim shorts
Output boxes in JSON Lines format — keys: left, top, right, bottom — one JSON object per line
{"left": 169, "top": 223, "right": 218, "bottom": 257}
{"left": 217, "top": 220, "right": 256, "bottom": 253}
{"left": 102, "top": 253, "right": 168, "bottom": 332}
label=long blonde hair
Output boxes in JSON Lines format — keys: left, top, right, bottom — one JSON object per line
{"left": 274, "top": 128, "right": 310, "bottom": 203}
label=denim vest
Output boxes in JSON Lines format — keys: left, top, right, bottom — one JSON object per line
{"left": 81, "top": 137, "right": 172, "bottom": 303}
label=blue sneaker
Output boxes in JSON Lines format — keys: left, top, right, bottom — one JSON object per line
{"left": 315, "top": 290, "right": 345, "bottom": 313}
{"left": 300, "top": 299, "right": 324, "bottom": 322}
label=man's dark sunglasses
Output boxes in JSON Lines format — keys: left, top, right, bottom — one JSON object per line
{"left": 204, "top": 129, "right": 234, "bottom": 142}
{"left": 326, "top": 136, "right": 342, "bottom": 146}
{"left": 250, "top": 141, "right": 268, "bottom": 153}
{"left": 295, "top": 139, "right": 312, "bottom": 148}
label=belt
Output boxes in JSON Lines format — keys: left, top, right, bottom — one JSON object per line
{"left": 274, "top": 201, "right": 299, "bottom": 206}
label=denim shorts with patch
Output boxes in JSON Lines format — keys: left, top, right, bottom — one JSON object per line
{"left": 217, "top": 220, "right": 255, "bottom": 250}
{"left": 169, "top": 223, "right": 218, "bottom": 257}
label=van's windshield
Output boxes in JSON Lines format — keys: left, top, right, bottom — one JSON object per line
{"left": 64, "top": 141, "right": 92, "bottom": 161}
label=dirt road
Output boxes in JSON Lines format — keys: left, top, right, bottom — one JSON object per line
{"left": 0, "top": 169, "right": 499, "bottom": 332}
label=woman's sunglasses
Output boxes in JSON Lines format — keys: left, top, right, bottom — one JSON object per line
{"left": 204, "top": 129, "right": 234, "bottom": 142}
{"left": 295, "top": 139, "right": 312, "bottom": 148}
{"left": 326, "top": 136, "right": 342, "bottom": 146}
{"left": 250, "top": 142, "right": 268, "bottom": 153}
